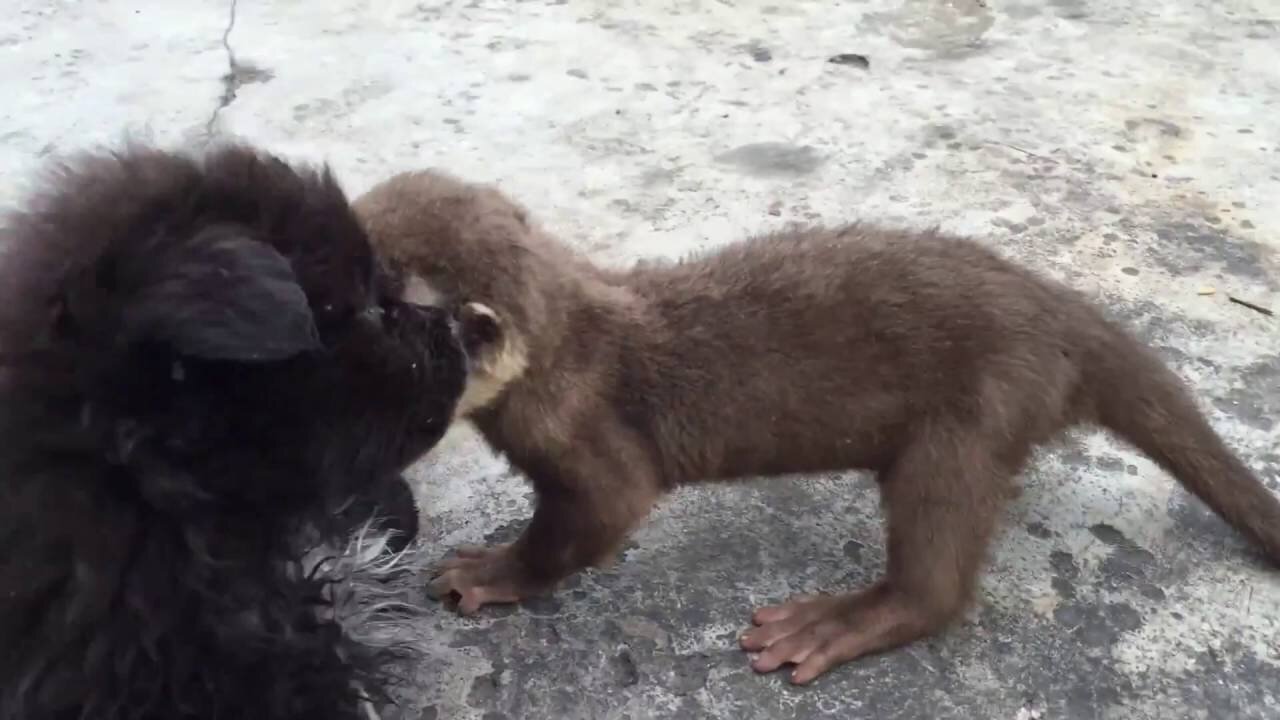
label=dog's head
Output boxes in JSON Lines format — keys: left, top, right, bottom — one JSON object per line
{"left": 1, "top": 144, "right": 466, "bottom": 513}
{"left": 0, "top": 144, "right": 468, "bottom": 719}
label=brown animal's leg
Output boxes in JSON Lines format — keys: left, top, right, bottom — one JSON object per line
{"left": 429, "top": 439, "right": 660, "bottom": 614}
{"left": 740, "top": 427, "right": 1011, "bottom": 684}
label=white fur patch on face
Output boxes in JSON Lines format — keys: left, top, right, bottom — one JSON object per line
{"left": 402, "top": 274, "right": 443, "bottom": 307}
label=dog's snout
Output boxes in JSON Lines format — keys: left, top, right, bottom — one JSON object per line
{"left": 358, "top": 306, "right": 384, "bottom": 329}
{"left": 383, "top": 301, "right": 453, "bottom": 338}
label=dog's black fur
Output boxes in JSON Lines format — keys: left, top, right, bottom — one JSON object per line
{"left": 0, "top": 144, "right": 468, "bottom": 720}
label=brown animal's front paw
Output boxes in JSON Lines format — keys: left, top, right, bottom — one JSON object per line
{"left": 428, "top": 543, "right": 542, "bottom": 615}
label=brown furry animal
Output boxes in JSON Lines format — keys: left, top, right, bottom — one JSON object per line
{"left": 354, "top": 170, "right": 1280, "bottom": 685}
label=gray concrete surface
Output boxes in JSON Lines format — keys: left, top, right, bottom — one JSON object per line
{"left": 4, "top": 1, "right": 1278, "bottom": 718}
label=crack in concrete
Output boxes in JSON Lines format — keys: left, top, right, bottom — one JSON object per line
{"left": 204, "top": 0, "right": 240, "bottom": 139}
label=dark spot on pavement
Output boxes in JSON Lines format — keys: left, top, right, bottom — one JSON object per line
{"left": 1149, "top": 222, "right": 1274, "bottom": 285}
{"left": 843, "top": 538, "right": 866, "bottom": 561}
{"left": 1213, "top": 357, "right": 1278, "bottom": 432}
{"left": 745, "top": 42, "right": 772, "bottom": 62}
{"left": 715, "top": 143, "right": 826, "bottom": 177}
{"left": 1096, "top": 456, "right": 1127, "bottom": 473}
{"left": 1053, "top": 601, "right": 1144, "bottom": 648}
{"left": 828, "top": 53, "right": 870, "bottom": 69}
{"left": 1124, "top": 117, "right": 1183, "bottom": 138}
{"left": 657, "top": 653, "right": 713, "bottom": 696}
{"left": 1090, "top": 524, "right": 1157, "bottom": 591}
{"left": 468, "top": 669, "right": 502, "bottom": 706}
{"left": 611, "top": 649, "right": 640, "bottom": 687}
{"left": 1050, "top": 550, "right": 1079, "bottom": 599}
{"left": 1027, "top": 521, "right": 1053, "bottom": 539}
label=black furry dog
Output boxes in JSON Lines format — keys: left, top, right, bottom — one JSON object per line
{"left": 0, "top": 144, "right": 468, "bottom": 720}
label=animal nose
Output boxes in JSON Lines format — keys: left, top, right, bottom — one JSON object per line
{"left": 359, "top": 306, "right": 387, "bottom": 330}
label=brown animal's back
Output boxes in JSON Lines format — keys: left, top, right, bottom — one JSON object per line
{"left": 618, "top": 226, "right": 1099, "bottom": 482}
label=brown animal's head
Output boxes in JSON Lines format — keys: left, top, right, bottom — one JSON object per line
{"left": 353, "top": 170, "right": 583, "bottom": 416}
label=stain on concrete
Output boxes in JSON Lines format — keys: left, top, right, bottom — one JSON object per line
{"left": 1026, "top": 521, "right": 1053, "bottom": 539}
{"left": 1050, "top": 549, "right": 1080, "bottom": 599}
{"left": 1053, "top": 600, "right": 1145, "bottom": 648}
{"left": 1049, "top": 0, "right": 1090, "bottom": 20}
{"left": 1214, "top": 356, "right": 1279, "bottom": 432}
{"left": 229, "top": 60, "right": 273, "bottom": 87}
{"left": 1124, "top": 118, "right": 1184, "bottom": 139}
{"left": 865, "top": 0, "right": 995, "bottom": 58}
{"left": 922, "top": 123, "right": 960, "bottom": 147}
{"left": 609, "top": 648, "right": 640, "bottom": 687}
{"left": 1174, "top": 641, "right": 1280, "bottom": 716}
{"left": 714, "top": 143, "right": 825, "bottom": 177}
{"left": 638, "top": 167, "right": 676, "bottom": 188}
{"left": 1150, "top": 222, "right": 1274, "bottom": 285}
{"left": 828, "top": 53, "right": 870, "bottom": 70}
{"left": 741, "top": 41, "right": 771, "bottom": 63}
{"left": 1090, "top": 523, "right": 1163, "bottom": 600}
{"left": 656, "top": 653, "right": 713, "bottom": 696}
{"left": 292, "top": 98, "right": 341, "bottom": 123}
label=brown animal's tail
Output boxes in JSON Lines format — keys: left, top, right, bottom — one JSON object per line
{"left": 1081, "top": 322, "right": 1280, "bottom": 564}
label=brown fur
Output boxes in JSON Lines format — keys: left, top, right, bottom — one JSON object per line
{"left": 355, "top": 170, "right": 1280, "bottom": 684}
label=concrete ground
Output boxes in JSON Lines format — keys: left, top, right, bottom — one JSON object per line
{"left": 4, "top": 1, "right": 1278, "bottom": 718}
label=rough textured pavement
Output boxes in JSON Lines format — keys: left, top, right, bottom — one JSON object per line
{"left": 3, "top": 1, "right": 1278, "bottom": 718}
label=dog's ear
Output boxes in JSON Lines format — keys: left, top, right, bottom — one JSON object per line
{"left": 125, "top": 227, "right": 321, "bottom": 361}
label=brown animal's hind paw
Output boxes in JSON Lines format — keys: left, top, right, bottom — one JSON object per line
{"left": 739, "top": 585, "right": 936, "bottom": 685}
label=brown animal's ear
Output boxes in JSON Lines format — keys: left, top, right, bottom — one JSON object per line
{"left": 457, "top": 302, "right": 502, "bottom": 357}
{"left": 125, "top": 227, "right": 321, "bottom": 362}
